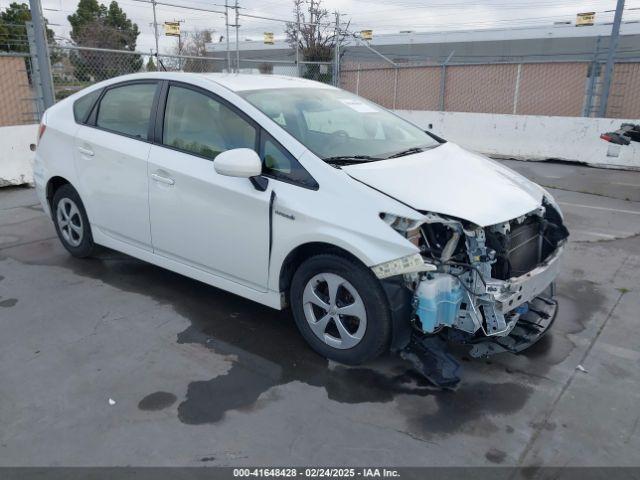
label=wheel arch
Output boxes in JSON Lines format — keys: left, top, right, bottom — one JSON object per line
{"left": 278, "top": 241, "right": 415, "bottom": 353}
{"left": 46, "top": 176, "right": 72, "bottom": 211}
{"left": 278, "top": 242, "right": 370, "bottom": 300}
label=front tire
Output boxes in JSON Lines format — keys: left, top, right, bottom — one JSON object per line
{"left": 52, "top": 184, "right": 96, "bottom": 258}
{"left": 290, "top": 254, "right": 392, "bottom": 364}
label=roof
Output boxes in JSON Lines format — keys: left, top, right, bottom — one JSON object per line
{"left": 198, "top": 73, "right": 335, "bottom": 92}
{"left": 97, "top": 72, "right": 335, "bottom": 92}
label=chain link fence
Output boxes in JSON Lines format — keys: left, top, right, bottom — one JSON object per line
{"left": 47, "top": 45, "right": 336, "bottom": 102}
{"left": 341, "top": 57, "right": 640, "bottom": 119}
{"left": 237, "top": 58, "right": 334, "bottom": 84}
{"left": 4, "top": 20, "right": 639, "bottom": 126}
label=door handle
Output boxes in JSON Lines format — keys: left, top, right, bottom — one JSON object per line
{"left": 77, "top": 146, "right": 94, "bottom": 157}
{"left": 151, "top": 172, "right": 175, "bottom": 186}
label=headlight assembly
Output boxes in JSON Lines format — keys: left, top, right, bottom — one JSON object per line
{"left": 380, "top": 212, "right": 423, "bottom": 247}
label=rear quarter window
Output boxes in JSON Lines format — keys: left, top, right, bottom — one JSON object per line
{"left": 73, "top": 89, "right": 102, "bottom": 124}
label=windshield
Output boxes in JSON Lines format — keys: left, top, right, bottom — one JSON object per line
{"left": 239, "top": 87, "right": 440, "bottom": 162}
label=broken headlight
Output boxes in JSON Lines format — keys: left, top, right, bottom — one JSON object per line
{"left": 379, "top": 212, "right": 422, "bottom": 247}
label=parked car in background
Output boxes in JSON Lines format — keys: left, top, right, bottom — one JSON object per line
{"left": 33, "top": 73, "right": 568, "bottom": 369}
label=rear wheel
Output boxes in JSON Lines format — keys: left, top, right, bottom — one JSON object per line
{"left": 52, "top": 184, "right": 96, "bottom": 258}
{"left": 290, "top": 254, "right": 392, "bottom": 364}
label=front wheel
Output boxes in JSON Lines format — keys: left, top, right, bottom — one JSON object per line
{"left": 290, "top": 254, "right": 392, "bottom": 364}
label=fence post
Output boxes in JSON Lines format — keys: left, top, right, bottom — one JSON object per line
{"left": 26, "top": 21, "right": 45, "bottom": 119}
{"left": 356, "top": 64, "right": 360, "bottom": 95}
{"left": 439, "top": 51, "right": 454, "bottom": 112}
{"left": 513, "top": 63, "right": 522, "bottom": 115}
{"left": 27, "top": 0, "right": 54, "bottom": 109}
{"left": 583, "top": 36, "right": 602, "bottom": 117}
{"left": 393, "top": 67, "right": 398, "bottom": 109}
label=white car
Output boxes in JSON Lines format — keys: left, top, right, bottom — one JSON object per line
{"left": 33, "top": 73, "right": 568, "bottom": 369}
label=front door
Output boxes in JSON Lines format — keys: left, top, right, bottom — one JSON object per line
{"left": 148, "top": 83, "right": 271, "bottom": 290}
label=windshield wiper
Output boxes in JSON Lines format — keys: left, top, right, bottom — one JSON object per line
{"left": 323, "top": 155, "right": 383, "bottom": 165}
{"left": 386, "top": 147, "right": 426, "bottom": 159}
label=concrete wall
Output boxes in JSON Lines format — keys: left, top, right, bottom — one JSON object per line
{"left": 397, "top": 110, "right": 640, "bottom": 170}
{"left": 0, "top": 124, "right": 37, "bottom": 187}
{"left": 2, "top": 113, "right": 639, "bottom": 188}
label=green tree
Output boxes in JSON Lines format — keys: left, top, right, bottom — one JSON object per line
{"left": 67, "top": 0, "right": 142, "bottom": 81}
{"left": 0, "top": 2, "right": 56, "bottom": 53}
{"left": 146, "top": 56, "right": 156, "bottom": 71}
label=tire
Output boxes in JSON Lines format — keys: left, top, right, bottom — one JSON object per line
{"left": 290, "top": 253, "right": 392, "bottom": 364}
{"left": 51, "top": 183, "right": 96, "bottom": 258}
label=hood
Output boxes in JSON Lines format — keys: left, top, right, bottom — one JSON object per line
{"left": 342, "top": 142, "right": 544, "bottom": 227}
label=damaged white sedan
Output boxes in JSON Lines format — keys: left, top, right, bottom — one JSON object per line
{"left": 34, "top": 73, "right": 568, "bottom": 384}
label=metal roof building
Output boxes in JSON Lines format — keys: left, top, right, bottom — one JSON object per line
{"left": 212, "top": 22, "right": 640, "bottom": 64}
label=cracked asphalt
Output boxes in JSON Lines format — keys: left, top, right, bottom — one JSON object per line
{"left": 1, "top": 160, "right": 639, "bottom": 467}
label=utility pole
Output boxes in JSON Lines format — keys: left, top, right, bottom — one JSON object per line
{"left": 28, "top": 0, "right": 54, "bottom": 108}
{"left": 334, "top": 11, "right": 340, "bottom": 86}
{"left": 234, "top": 0, "right": 239, "bottom": 72}
{"left": 151, "top": 0, "right": 160, "bottom": 70}
{"left": 295, "top": 2, "right": 301, "bottom": 77}
{"left": 225, "top": 0, "right": 231, "bottom": 72}
{"left": 598, "top": 0, "right": 625, "bottom": 117}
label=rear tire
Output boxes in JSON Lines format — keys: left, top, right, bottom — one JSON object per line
{"left": 52, "top": 184, "right": 96, "bottom": 258}
{"left": 290, "top": 254, "right": 392, "bottom": 364}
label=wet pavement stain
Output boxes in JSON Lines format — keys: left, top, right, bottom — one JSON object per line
{"left": 406, "top": 381, "right": 533, "bottom": 437}
{"left": 5, "top": 240, "right": 604, "bottom": 435}
{"left": 485, "top": 448, "right": 507, "bottom": 464}
{"left": 0, "top": 298, "right": 18, "bottom": 307}
{"left": 138, "top": 391, "right": 177, "bottom": 411}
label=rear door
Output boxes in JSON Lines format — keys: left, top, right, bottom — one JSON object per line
{"left": 74, "top": 81, "right": 159, "bottom": 250}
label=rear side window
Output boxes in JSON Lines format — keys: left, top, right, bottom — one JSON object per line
{"left": 73, "top": 89, "right": 101, "bottom": 124}
{"left": 96, "top": 83, "right": 157, "bottom": 140}
{"left": 162, "top": 85, "right": 257, "bottom": 159}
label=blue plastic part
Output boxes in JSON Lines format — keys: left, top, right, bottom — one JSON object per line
{"left": 514, "top": 303, "right": 529, "bottom": 315}
{"left": 415, "top": 279, "right": 463, "bottom": 333}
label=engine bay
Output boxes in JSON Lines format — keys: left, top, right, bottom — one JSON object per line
{"left": 409, "top": 200, "right": 569, "bottom": 340}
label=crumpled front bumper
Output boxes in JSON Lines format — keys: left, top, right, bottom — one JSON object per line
{"left": 486, "top": 243, "right": 565, "bottom": 316}
{"left": 466, "top": 286, "right": 558, "bottom": 358}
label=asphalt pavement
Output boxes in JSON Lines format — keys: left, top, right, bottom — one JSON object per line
{"left": 1, "top": 159, "right": 639, "bottom": 467}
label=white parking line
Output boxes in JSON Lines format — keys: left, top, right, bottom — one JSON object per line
{"left": 571, "top": 230, "right": 631, "bottom": 240}
{"left": 612, "top": 182, "right": 640, "bottom": 188}
{"left": 559, "top": 202, "right": 640, "bottom": 216}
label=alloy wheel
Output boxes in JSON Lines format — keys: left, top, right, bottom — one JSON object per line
{"left": 302, "top": 272, "right": 367, "bottom": 349}
{"left": 56, "top": 198, "right": 83, "bottom": 247}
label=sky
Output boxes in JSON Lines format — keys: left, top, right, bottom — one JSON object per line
{"left": 4, "top": 0, "right": 640, "bottom": 53}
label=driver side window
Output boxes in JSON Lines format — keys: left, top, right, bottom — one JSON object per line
{"left": 162, "top": 85, "right": 257, "bottom": 159}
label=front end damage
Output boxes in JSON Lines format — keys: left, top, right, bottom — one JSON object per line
{"left": 382, "top": 199, "right": 569, "bottom": 387}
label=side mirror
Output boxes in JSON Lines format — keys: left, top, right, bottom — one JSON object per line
{"left": 214, "top": 148, "right": 262, "bottom": 178}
